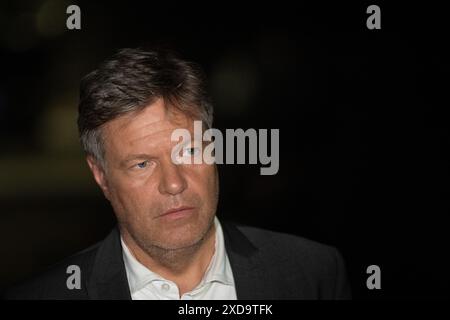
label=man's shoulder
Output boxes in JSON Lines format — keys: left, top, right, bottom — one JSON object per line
{"left": 224, "top": 222, "right": 351, "bottom": 299}
{"left": 3, "top": 241, "right": 101, "bottom": 300}
{"left": 233, "top": 223, "right": 339, "bottom": 258}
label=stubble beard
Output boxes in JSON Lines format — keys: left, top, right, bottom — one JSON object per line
{"left": 121, "top": 212, "right": 216, "bottom": 272}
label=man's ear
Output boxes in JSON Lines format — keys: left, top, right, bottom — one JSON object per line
{"left": 86, "top": 156, "right": 111, "bottom": 200}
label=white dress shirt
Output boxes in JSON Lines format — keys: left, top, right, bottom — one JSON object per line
{"left": 120, "top": 217, "right": 237, "bottom": 300}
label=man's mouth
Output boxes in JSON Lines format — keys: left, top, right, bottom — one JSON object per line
{"left": 157, "top": 206, "right": 196, "bottom": 219}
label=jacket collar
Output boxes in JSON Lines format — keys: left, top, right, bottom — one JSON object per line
{"left": 220, "top": 222, "right": 276, "bottom": 299}
{"left": 86, "top": 227, "right": 132, "bottom": 300}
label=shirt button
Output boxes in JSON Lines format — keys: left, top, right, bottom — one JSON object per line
{"left": 161, "top": 283, "right": 170, "bottom": 291}
{"left": 182, "top": 295, "right": 192, "bottom": 300}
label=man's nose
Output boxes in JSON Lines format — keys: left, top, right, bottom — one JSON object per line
{"left": 158, "top": 160, "right": 187, "bottom": 195}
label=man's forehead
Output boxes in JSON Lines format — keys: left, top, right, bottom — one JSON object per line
{"left": 103, "top": 100, "right": 193, "bottom": 145}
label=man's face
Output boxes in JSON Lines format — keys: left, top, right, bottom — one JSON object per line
{"left": 89, "top": 98, "right": 218, "bottom": 251}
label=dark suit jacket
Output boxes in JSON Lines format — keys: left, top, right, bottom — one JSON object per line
{"left": 4, "top": 221, "right": 351, "bottom": 299}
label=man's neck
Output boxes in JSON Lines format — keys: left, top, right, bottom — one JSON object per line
{"left": 121, "top": 224, "right": 216, "bottom": 296}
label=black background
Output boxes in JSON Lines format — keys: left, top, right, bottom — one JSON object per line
{"left": 1, "top": 1, "right": 449, "bottom": 299}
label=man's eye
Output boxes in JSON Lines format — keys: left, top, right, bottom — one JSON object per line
{"left": 183, "top": 147, "right": 200, "bottom": 156}
{"left": 136, "top": 161, "right": 148, "bottom": 169}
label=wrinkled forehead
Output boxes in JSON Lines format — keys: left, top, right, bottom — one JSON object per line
{"left": 102, "top": 99, "right": 195, "bottom": 153}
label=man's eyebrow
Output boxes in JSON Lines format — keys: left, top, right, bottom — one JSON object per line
{"left": 121, "top": 154, "right": 152, "bottom": 164}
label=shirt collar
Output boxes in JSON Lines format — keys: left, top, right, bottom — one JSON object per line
{"left": 121, "top": 217, "right": 234, "bottom": 294}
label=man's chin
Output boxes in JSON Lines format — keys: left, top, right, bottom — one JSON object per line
{"left": 154, "top": 233, "right": 206, "bottom": 251}
{"left": 130, "top": 214, "right": 215, "bottom": 252}
{"left": 153, "top": 222, "right": 215, "bottom": 251}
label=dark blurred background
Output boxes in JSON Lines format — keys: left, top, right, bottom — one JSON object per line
{"left": 1, "top": 1, "right": 449, "bottom": 299}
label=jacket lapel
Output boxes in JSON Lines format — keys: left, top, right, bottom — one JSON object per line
{"left": 86, "top": 227, "right": 132, "bottom": 300}
{"left": 221, "top": 221, "right": 276, "bottom": 299}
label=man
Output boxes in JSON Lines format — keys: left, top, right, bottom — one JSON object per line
{"left": 5, "top": 48, "right": 351, "bottom": 300}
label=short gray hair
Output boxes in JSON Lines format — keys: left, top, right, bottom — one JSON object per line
{"left": 77, "top": 47, "right": 214, "bottom": 167}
